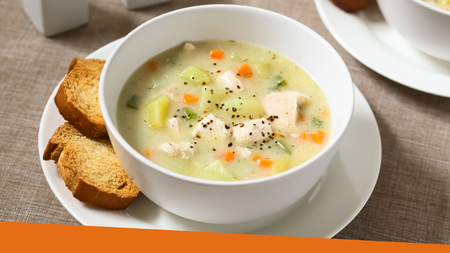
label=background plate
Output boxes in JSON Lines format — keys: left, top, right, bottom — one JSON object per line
{"left": 315, "top": 0, "right": 450, "bottom": 97}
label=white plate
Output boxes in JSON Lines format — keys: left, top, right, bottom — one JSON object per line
{"left": 38, "top": 39, "right": 381, "bottom": 238}
{"left": 315, "top": 0, "right": 450, "bottom": 98}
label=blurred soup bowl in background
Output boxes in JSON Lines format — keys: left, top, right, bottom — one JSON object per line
{"left": 377, "top": 0, "right": 450, "bottom": 62}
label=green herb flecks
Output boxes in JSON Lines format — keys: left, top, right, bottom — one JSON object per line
{"left": 126, "top": 94, "right": 140, "bottom": 109}
{"left": 275, "top": 140, "right": 291, "bottom": 155}
{"left": 312, "top": 117, "right": 323, "bottom": 128}
{"left": 273, "top": 75, "right": 286, "bottom": 87}
{"left": 182, "top": 107, "right": 197, "bottom": 121}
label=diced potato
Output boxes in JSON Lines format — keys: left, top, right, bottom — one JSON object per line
{"left": 146, "top": 95, "right": 170, "bottom": 128}
{"left": 199, "top": 86, "right": 224, "bottom": 111}
{"left": 223, "top": 99, "right": 263, "bottom": 119}
{"left": 181, "top": 66, "right": 211, "bottom": 85}
{"left": 176, "top": 162, "right": 198, "bottom": 176}
{"left": 271, "top": 155, "right": 291, "bottom": 175}
{"left": 254, "top": 63, "right": 271, "bottom": 78}
{"left": 190, "top": 160, "right": 235, "bottom": 181}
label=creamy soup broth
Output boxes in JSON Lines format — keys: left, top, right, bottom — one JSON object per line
{"left": 423, "top": 0, "right": 450, "bottom": 11}
{"left": 117, "top": 40, "right": 331, "bottom": 181}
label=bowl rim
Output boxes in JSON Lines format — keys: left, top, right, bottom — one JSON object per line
{"left": 411, "top": 0, "right": 450, "bottom": 16}
{"left": 99, "top": 4, "right": 354, "bottom": 187}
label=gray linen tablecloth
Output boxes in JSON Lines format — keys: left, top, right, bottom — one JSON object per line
{"left": 1, "top": 0, "right": 449, "bottom": 244}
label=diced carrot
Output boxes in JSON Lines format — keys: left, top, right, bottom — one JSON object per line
{"left": 251, "top": 154, "right": 273, "bottom": 168}
{"left": 144, "top": 148, "right": 151, "bottom": 157}
{"left": 299, "top": 131, "right": 325, "bottom": 144}
{"left": 252, "top": 155, "right": 261, "bottom": 162}
{"left": 183, "top": 94, "right": 199, "bottom": 104}
{"left": 148, "top": 61, "right": 157, "bottom": 71}
{"left": 259, "top": 159, "right": 274, "bottom": 167}
{"left": 314, "top": 130, "right": 325, "bottom": 144}
{"left": 210, "top": 50, "right": 224, "bottom": 60}
{"left": 299, "top": 133, "right": 306, "bottom": 140}
{"left": 237, "top": 63, "right": 252, "bottom": 78}
{"left": 224, "top": 151, "right": 234, "bottom": 162}
{"left": 321, "top": 110, "right": 331, "bottom": 118}
{"left": 300, "top": 113, "right": 306, "bottom": 122}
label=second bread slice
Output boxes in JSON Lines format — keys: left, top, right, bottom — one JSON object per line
{"left": 43, "top": 122, "right": 139, "bottom": 210}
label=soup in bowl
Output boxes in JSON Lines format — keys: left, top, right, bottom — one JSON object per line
{"left": 99, "top": 5, "right": 353, "bottom": 224}
{"left": 116, "top": 39, "right": 332, "bottom": 181}
{"left": 423, "top": 0, "right": 450, "bottom": 11}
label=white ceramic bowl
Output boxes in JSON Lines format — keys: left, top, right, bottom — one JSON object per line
{"left": 99, "top": 5, "right": 354, "bottom": 224}
{"left": 377, "top": 0, "right": 450, "bottom": 62}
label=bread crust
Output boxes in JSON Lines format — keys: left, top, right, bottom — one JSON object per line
{"left": 43, "top": 121, "right": 81, "bottom": 161}
{"left": 68, "top": 57, "right": 105, "bottom": 74}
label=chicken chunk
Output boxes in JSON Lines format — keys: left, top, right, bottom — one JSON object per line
{"left": 160, "top": 142, "right": 196, "bottom": 159}
{"left": 168, "top": 117, "right": 179, "bottom": 131}
{"left": 216, "top": 71, "right": 243, "bottom": 92}
{"left": 234, "top": 147, "right": 252, "bottom": 158}
{"left": 193, "top": 114, "right": 232, "bottom": 140}
{"left": 232, "top": 118, "right": 273, "bottom": 145}
{"left": 262, "top": 91, "right": 307, "bottom": 127}
{"left": 183, "top": 42, "right": 196, "bottom": 51}
{"left": 161, "top": 85, "right": 178, "bottom": 99}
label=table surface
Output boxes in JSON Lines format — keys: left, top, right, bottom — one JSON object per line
{"left": 1, "top": 0, "right": 449, "bottom": 244}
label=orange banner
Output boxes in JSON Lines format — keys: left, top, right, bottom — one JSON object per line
{"left": 1, "top": 221, "right": 448, "bottom": 252}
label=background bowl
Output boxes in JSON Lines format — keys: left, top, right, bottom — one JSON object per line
{"left": 377, "top": 0, "right": 450, "bottom": 62}
{"left": 99, "top": 5, "right": 353, "bottom": 224}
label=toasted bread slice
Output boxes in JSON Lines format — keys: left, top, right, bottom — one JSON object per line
{"left": 68, "top": 57, "right": 105, "bottom": 74}
{"left": 43, "top": 122, "right": 139, "bottom": 210}
{"left": 55, "top": 59, "right": 107, "bottom": 138}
